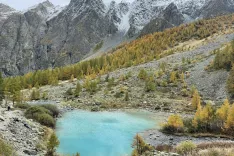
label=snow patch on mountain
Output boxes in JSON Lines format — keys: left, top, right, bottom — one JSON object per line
{"left": 23, "top": 1, "right": 66, "bottom": 21}
{"left": 117, "top": 11, "right": 130, "bottom": 32}
{"left": 107, "top": 0, "right": 209, "bottom": 36}
{"left": 46, "top": 5, "right": 67, "bottom": 21}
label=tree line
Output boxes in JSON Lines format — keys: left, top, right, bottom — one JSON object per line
{"left": 2, "top": 14, "right": 234, "bottom": 98}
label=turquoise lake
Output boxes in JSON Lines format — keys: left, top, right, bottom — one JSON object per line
{"left": 56, "top": 110, "right": 159, "bottom": 156}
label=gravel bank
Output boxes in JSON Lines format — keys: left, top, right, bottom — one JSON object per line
{"left": 0, "top": 107, "right": 46, "bottom": 156}
{"left": 141, "top": 129, "right": 234, "bottom": 147}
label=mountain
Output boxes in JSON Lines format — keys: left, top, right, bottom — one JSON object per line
{"left": 1, "top": 0, "right": 234, "bottom": 76}
{"left": 39, "top": 0, "right": 111, "bottom": 68}
{"left": 0, "top": 3, "right": 16, "bottom": 26}
{"left": 0, "top": 1, "right": 64, "bottom": 75}
{"left": 196, "top": 0, "right": 234, "bottom": 18}
{"left": 140, "top": 2, "right": 184, "bottom": 37}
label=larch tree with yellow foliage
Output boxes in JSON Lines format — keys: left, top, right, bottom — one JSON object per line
{"left": 225, "top": 104, "right": 234, "bottom": 134}
{"left": 131, "top": 134, "right": 152, "bottom": 156}
{"left": 216, "top": 99, "right": 230, "bottom": 124}
{"left": 200, "top": 103, "right": 214, "bottom": 130}
{"left": 169, "top": 71, "right": 177, "bottom": 83}
{"left": 162, "top": 114, "right": 184, "bottom": 133}
{"left": 192, "top": 103, "right": 202, "bottom": 131}
{"left": 191, "top": 90, "right": 201, "bottom": 110}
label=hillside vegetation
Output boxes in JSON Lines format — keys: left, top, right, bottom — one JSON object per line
{"left": 4, "top": 14, "right": 234, "bottom": 99}
{"left": 209, "top": 40, "right": 234, "bottom": 97}
{"left": 0, "top": 138, "right": 14, "bottom": 156}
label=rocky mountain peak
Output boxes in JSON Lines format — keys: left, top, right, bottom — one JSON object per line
{"left": 26, "top": 0, "right": 54, "bottom": 12}
{"left": 109, "top": 1, "right": 117, "bottom": 7}
{"left": 165, "top": 2, "right": 177, "bottom": 10}
{"left": 0, "top": 3, "right": 15, "bottom": 13}
{"left": 139, "top": 1, "right": 185, "bottom": 37}
{"left": 0, "top": 3, "right": 17, "bottom": 22}
{"left": 198, "top": 0, "right": 234, "bottom": 18}
{"left": 68, "top": 0, "right": 106, "bottom": 16}
{"left": 162, "top": 2, "right": 184, "bottom": 26}
{"left": 40, "top": 0, "right": 54, "bottom": 7}
{"left": 24, "top": 0, "right": 57, "bottom": 20}
{"left": 118, "top": 1, "right": 130, "bottom": 14}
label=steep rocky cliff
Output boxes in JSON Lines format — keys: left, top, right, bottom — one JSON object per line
{"left": 140, "top": 3, "right": 184, "bottom": 37}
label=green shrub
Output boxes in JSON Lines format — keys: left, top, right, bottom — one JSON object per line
{"left": 31, "top": 89, "right": 40, "bottom": 100}
{"left": 25, "top": 106, "right": 55, "bottom": 128}
{"left": 0, "top": 139, "right": 13, "bottom": 156}
{"left": 74, "top": 82, "right": 82, "bottom": 97}
{"left": 181, "top": 89, "right": 189, "bottom": 97}
{"left": 183, "top": 118, "right": 195, "bottom": 133}
{"left": 114, "top": 92, "right": 124, "bottom": 98}
{"left": 105, "top": 74, "right": 109, "bottom": 82}
{"left": 176, "top": 141, "right": 197, "bottom": 155}
{"left": 15, "top": 103, "right": 30, "bottom": 109}
{"left": 42, "top": 92, "right": 48, "bottom": 100}
{"left": 138, "top": 69, "right": 148, "bottom": 80}
{"left": 37, "top": 113, "right": 55, "bottom": 128}
{"left": 65, "top": 88, "right": 73, "bottom": 96}
{"left": 25, "top": 106, "right": 51, "bottom": 118}
{"left": 41, "top": 104, "right": 59, "bottom": 117}
{"left": 84, "top": 80, "right": 98, "bottom": 94}
{"left": 107, "top": 77, "right": 115, "bottom": 90}
{"left": 91, "top": 107, "right": 99, "bottom": 112}
{"left": 161, "top": 80, "right": 168, "bottom": 87}
{"left": 145, "top": 81, "right": 156, "bottom": 92}
{"left": 125, "top": 92, "right": 129, "bottom": 101}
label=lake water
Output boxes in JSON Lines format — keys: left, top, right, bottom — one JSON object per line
{"left": 56, "top": 110, "right": 159, "bottom": 156}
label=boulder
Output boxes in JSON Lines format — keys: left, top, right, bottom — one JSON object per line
{"left": 0, "top": 115, "right": 4, "bottom": 121}
{"left": 23, "top": 150, "right": 37, "bottom": 155}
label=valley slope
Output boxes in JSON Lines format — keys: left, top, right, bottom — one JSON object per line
{"left": 1, "top": 0, "right": 234, "bottom": 76}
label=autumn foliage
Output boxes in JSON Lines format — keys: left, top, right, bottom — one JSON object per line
{"left": 191, "top": 89, "right": 201, "bottom": 109}
{"left": 162, "top": 96, "right": 234, "bottom": 136}
{"left": 161, "top": 114, "right": 184, "bottom": 133}
{"left": 4, "top": 14, "right": 234, "bottom": 91}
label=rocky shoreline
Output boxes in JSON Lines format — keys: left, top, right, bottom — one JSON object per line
{"left": 0, "top": 106, "right": 47, "bottom": 156}
{"left": 141, "top": 129, "right": 234, "bottom": 148}
{"left": 1, "top": 103, "right": 234, "bottom": 156}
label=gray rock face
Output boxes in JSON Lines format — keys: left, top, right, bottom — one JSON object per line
{"left": 162, "top": 3, "right": 185, "bottom": 26}
{"left": 0, "top": 13, "right": 35, "bottom": 75}
{"left": 41, "top": 0, "right": 110, "bottom": 68}
{"left": 197, "top": 0, "right": 234, "bottom": 18}
{"left": 0, "top": 0, "right": 112, "bottom": 76}
{"left": 139, "top": 3, "right": 184, "bottom": 36}
{"left": 140, "top": 18, "right": 173, "bottom": 37}
{"left": 0, "top": 3, "right": 16, "bottom": 27}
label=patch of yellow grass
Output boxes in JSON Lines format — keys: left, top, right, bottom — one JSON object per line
{"left": 197, "top": 148, "right": 234, "bottom": 156}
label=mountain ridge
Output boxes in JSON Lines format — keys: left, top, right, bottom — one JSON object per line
{"left": 1, "top": 0, "right": 234, "bottom": 76}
